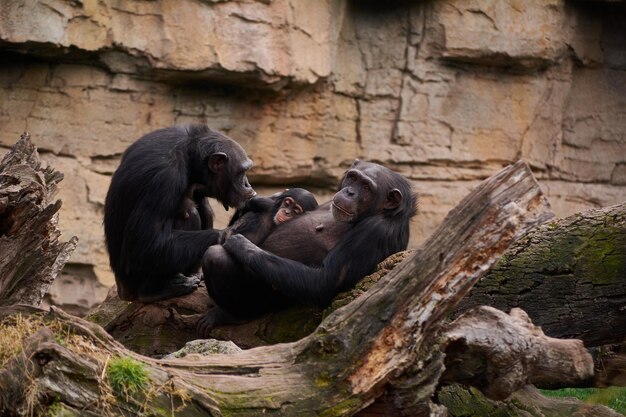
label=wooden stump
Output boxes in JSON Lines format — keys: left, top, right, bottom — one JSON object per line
{"left": 0, "top": 133, "right": 77, "bottom": 307}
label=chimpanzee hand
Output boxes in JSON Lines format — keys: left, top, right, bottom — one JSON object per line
{"left": 222, "top": 233, "right": 261, "bottom": 261}
{"left": 218, "top": 226, "right": 235, "bottom": 244}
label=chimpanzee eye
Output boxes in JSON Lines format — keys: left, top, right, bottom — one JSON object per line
{"left": 363, "top": 183, "right": 370, "bottom": 192}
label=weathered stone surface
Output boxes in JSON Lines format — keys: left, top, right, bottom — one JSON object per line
{"left": 560, "top": 68, "right": 626, "bottom": 182}
{"left": 1, "top": 0, "right": 625, "bottom": 310}
{"left": 0, "top": 0, "right": 339, "bottom": 87}
{"left": 163, "top": 339, "right": 242, "bottom": 359}
{"left": 435, "top": 0, "right": 569, "bottom": 68}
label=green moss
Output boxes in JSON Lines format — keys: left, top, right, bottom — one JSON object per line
{"left": 547, "top": 221, "right": 559, "bottom": 231}
{"left": 54, "top": 333, "right": 66, "bottom": 346}
{"left": 439, "top": 385, "right": 513, "bottom": 417}
{"left": 107, "top": 356, "right": 149, "bottom": 398}
{"left": 44, "top": 398, "right": 74, "bottom": 417}
{"left": 324, "top": 272, "right": 381, "bottom": 318}
{"left": 84, "top": 297, "right": 132, "bottom": 328}
{"left": 263, "top": 306, "right": 323, "bottom": 344}
{"left": 579, "top": 235, "right": 625, "bottom": 285}
{"left": 318, "top": 397, "right": 362, "bottom": 417}
{"left": 315, "top": 372, "right": 332, "bottom": 388}
{"left": 486, "top": 216, "right": 626, "bottom": 289}
{"left": 123, "top": 333, "right": 155, "bottom": 353}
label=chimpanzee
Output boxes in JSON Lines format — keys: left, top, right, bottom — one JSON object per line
{"left": 221, "top": 188, "right": 319, "bottom": 246}
{"left": 198, "top": 160, "right": 417, "bottom": 333}
{"left": 104, "top": 125, "right": 256, "bottom": 303}
{"left": 172, "top": 185, "right": 214, "bottom": 232}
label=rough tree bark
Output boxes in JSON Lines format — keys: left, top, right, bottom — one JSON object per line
{"left": 1, "top": 137, "right": 621, "bottom": 416}
{"left": 2, "top": 160, "right": 605, "bottom": 417}
{"left": 89, "top": 201, "right": 626, "bottom": 360}
{"left": 457, "top": 202, "right": 626, "bottom": 348}
{"left": 0, "top": 133, "right": 77, "bottom": 307}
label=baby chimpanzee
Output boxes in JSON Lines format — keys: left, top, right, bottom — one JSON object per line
{"left": 221, "top": 188, "right": 318, "bottom": 245}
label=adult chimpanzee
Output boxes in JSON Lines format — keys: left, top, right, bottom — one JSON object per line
{"left": 104, "top": 125, "right": 256, "bottom": 303}
{"left": 198, "top": 160, "right": 417, "bottom": 332}
{"left": 222, "top": 188, "right": 319, "bottom": 245}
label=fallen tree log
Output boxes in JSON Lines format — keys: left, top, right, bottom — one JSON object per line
{"left": 2, "top": 136, "right": 615, "bottom": 416}
{"left": 591, "top": 340, "right": 626, "bottom": 388}
{"left": 0, "top": 302, "right": 597, "bottom": 417}
{"left": 0, "top": 160, "right": 569, "bottom": 416}
{"left": 441, "top": 306, "right": 594, "bottom": 397}
{"left": 89, "top": 199, "right": 626, "bottom": 358}
{"left": 457, "top": 201, "right": 626, "bottom": 347}
{"left": 0, "top": 133, "right": 77, "bottom": 307}
{"left": 86, "top": 253, "right": 408, "bottom": 355}
{"left": 438, "top": 385, "right": 622, "bottom": 417}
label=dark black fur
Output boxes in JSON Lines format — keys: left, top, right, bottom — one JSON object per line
{"left": 224, "top": 188, "right": 319, "bottom": 245}
{"left": 104, "top": 125, "right": 255, "bottom": 302}
{"left": 172, "top": 186, "right": 214, "bottom": 232}
{"left": 199, "top": 160, "right": 417, "bottom": 330}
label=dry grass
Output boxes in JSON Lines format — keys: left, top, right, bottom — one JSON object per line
{"left": 0, "top": 313, "right": 191, "bottom": 417}
{"left": 0, "top": 314, "right": 45, "bottom": 367}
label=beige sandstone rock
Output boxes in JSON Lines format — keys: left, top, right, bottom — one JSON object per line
{"left": 436, "top": 0, "right": 569, "bottom": 68}
{"left": 0, "top": 0, "right": 338, "bottom": 87}
{"left": 0, "top": 0, "right": 625, "bottom": 310}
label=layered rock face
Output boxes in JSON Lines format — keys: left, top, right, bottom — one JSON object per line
{"left": 1, "top": 0, "right": 625, "bottom": 313}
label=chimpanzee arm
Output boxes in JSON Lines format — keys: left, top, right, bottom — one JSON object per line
{"left": 195, "top": 196, "right": 214, "bottom": 230}
{"left": 227, "top": 196, "right": 275, "bottom": 226}
{"left": 122, "top": 178, "right": 221, "bottom": 279}
{"left": 222, "top": 218, "right": 392, "bottom": 306}
{"left": 168, "top": 228, "right": 221, "bottom": 270}
{"left": 219, "top": 196, "right": 276, "bottom": 245}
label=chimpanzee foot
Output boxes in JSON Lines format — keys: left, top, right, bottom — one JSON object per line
{"left": 137, "top": 273, "right": 202, "bottom": 303}
{"left": 196, "top": 306, "right": 245, "bottom": 338}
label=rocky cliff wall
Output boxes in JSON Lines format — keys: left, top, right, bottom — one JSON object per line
{"left": 1, "top": 0, "right": 625, "bottom": 313}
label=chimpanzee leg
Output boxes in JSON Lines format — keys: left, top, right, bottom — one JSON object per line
{"left": 201, "top": 246, "right": 238, "bottom": 313}
{"left": 196, "top": 196, "right": 214, "bottom": 229}
{"left": 198, "top": 245, "right": 289, "bottom": 334}
{"left": 197, "top": 245, "right": 248, "bottom": 335}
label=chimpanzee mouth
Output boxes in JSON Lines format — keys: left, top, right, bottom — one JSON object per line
{"left": 331, "top": 202, "right": 353, "bottom": 216}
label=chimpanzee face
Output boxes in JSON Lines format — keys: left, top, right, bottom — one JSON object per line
{"left": 207, "top": 142, "right": 256, "bottom": 210}
{"left": 332, "top": 167, "right": 376, "bottom": 223}
{"left": 273, "top": 197, "right": 303, "bottom": 224}
{"left": 331, "top": 161, "right": 403, "bottom": 223}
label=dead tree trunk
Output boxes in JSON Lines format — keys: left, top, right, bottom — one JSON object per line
{"left": 1, "top": 139, "right": 616, "bottom": 416}
{"left": 89, "top": 202, "right": 626, "bottom": 358}
{"left": 2, "top": 160, "right": 596, "bottom": 417}
{"left": 0, "top": 133, "right": 77, "bottom": 307}
{"left": 437, "top": 384, "right": 622, "bottom": 417}
{"left": 457, "top": 201, "right": 626, "bottom": 347}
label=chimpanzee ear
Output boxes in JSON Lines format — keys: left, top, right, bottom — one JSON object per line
{"left": 208, "top": 152, "right": 228, "bottom": 173}
{"left": 383, "top": 188, "right": 403, "bottom": 210}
